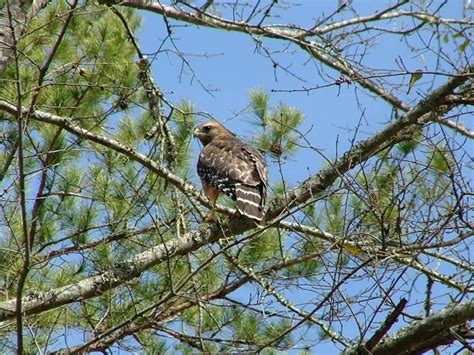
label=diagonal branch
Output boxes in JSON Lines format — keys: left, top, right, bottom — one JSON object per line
{"left": 435, "top": 117, "right": 474, "bottom": 139}
{"left": 0, "top": 99, "right": 203, "bottom": 202}
{"left": 266, "top": 67, "right": 472, "bottom": 219}
{"left": 363, "top": 298, "right": 408, "bottom": 352}
{"left": 343, "top": 300, "right": 474, "bottom": 355}
{"left": 51, "top": 247, "right": 336, "bottom": 353}
{"left": 0, "top": 225, "right": 214, "bottom": 322}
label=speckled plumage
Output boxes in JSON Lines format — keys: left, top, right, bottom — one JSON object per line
{"left": 194, "top": 121, "right": 268, "bottom": 224}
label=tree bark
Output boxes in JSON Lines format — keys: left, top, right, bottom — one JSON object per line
{"left": 0, "top": 0, "right": 49, "bottom": 78}
{"left": 343, "top": 300, "right": 474, "bottom": 355}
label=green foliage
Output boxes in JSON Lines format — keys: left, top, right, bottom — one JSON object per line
{"left": 238, "top": 229, "right": 282, "bottom": 267}
{"left": 286, "top": 257, "right": 320, "bottom": 278}
{"left": 226, "top": 309, "right": 293, "bottom": 348}
{"left": 396, "top": 128, "right": 423, "bottom": 155}
{"left": 231, "top": 310, "right": 259, "bottom": 341}
{"left": 172, "top": 100, "right": 196, "bottom": 171}
{"left": 0, "top": 3, "right": 150, "bottom": 346}
{"left": 269, "top": 180, "right": 291, "bottom": 200}
{"left": 137, "top": 333, "right": 169, "bottom": 354}
{"left": 250, "top": 88, "right": 270, "bottom": 123}
{"left": 250, "top": 89, "right": 304, "bottom": 157}
{"left": 430, "top": 145, "right": 452, "bottom": 173}
{"left": 117, "top": 116, "right": 141, "bottom": 146}
{"left": 325, "top": 194, "right": 344, "bottom": 235}
{"left": 407, "top": 70, "right": 423, "bottom": 94}
{"left": 154, "top": 256, "right": 191, "bottom": 294}
{"left": 458, "top": 38, "right": 470, "bottom": 53}
{"left": 263, "top": 319, "right": 293, "bottom": 348}
{"left": 1, "top": 3, "right": 140, "bottom": 122}
{"left": 287, "top": 236, "right": 322, "bottom": 279}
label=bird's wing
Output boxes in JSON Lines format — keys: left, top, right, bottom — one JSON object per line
{"left": 203, "top": 138, "right": 267, "bottom": 187}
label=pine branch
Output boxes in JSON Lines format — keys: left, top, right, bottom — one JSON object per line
{"left": 0, "top": 99, "right": 203, "bottom": 203}
{"left": 51, "top": 246, "right": 343, "bottom": 353}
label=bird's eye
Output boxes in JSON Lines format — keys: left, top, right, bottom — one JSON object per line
{"left": 202, "top": 125, "right": 212, "bottom": 132}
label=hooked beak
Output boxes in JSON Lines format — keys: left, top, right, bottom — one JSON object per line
{"left": 193, "top": 127, "right": 200, "bottom": 138}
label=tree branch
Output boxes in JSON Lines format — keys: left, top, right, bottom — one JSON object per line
{"left": 266, "top": 67, "right": 472, "bottom": 219}
{"left": 0, "top": 224, "right": 215, "bottom": 322}
{"left": 363, "top": 298, "right": 408, "bottom": 353}
{"left": 371, "top": 301, "right": 474, "bottom": 355}
{"left": 0, "top": 99, "right": 203, "bottom": 203}
{"left": 436, "top": 117, "right": 474, "bottom": 139}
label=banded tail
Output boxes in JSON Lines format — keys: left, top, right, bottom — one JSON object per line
{"left": 235, "top": 183, "right": 265, "bottom": 225}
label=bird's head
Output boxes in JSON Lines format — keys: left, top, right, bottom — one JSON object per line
{"left": 193, "top": 120, "right": 236, "bottom": 146}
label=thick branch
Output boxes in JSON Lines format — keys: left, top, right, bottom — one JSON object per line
{"left": 0, "top": 225, "right": 219, "bottom": 322}
{"left": 367, "top": 301, "right": 474, "bottom": 355}
{"left": 52, "top": 248, "right": 335, "bottom": 353}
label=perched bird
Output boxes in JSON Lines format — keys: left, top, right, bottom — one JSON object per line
{"left": 194, "top": 120, "right": 268, "bottom": 225}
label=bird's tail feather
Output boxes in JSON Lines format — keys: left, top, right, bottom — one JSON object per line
{"left": 235, "top": 184, "right": 265, "bottom": 224}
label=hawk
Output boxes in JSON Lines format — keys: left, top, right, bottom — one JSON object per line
{"left": 194, "top": 121, "right": 268, "bottom": 225}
